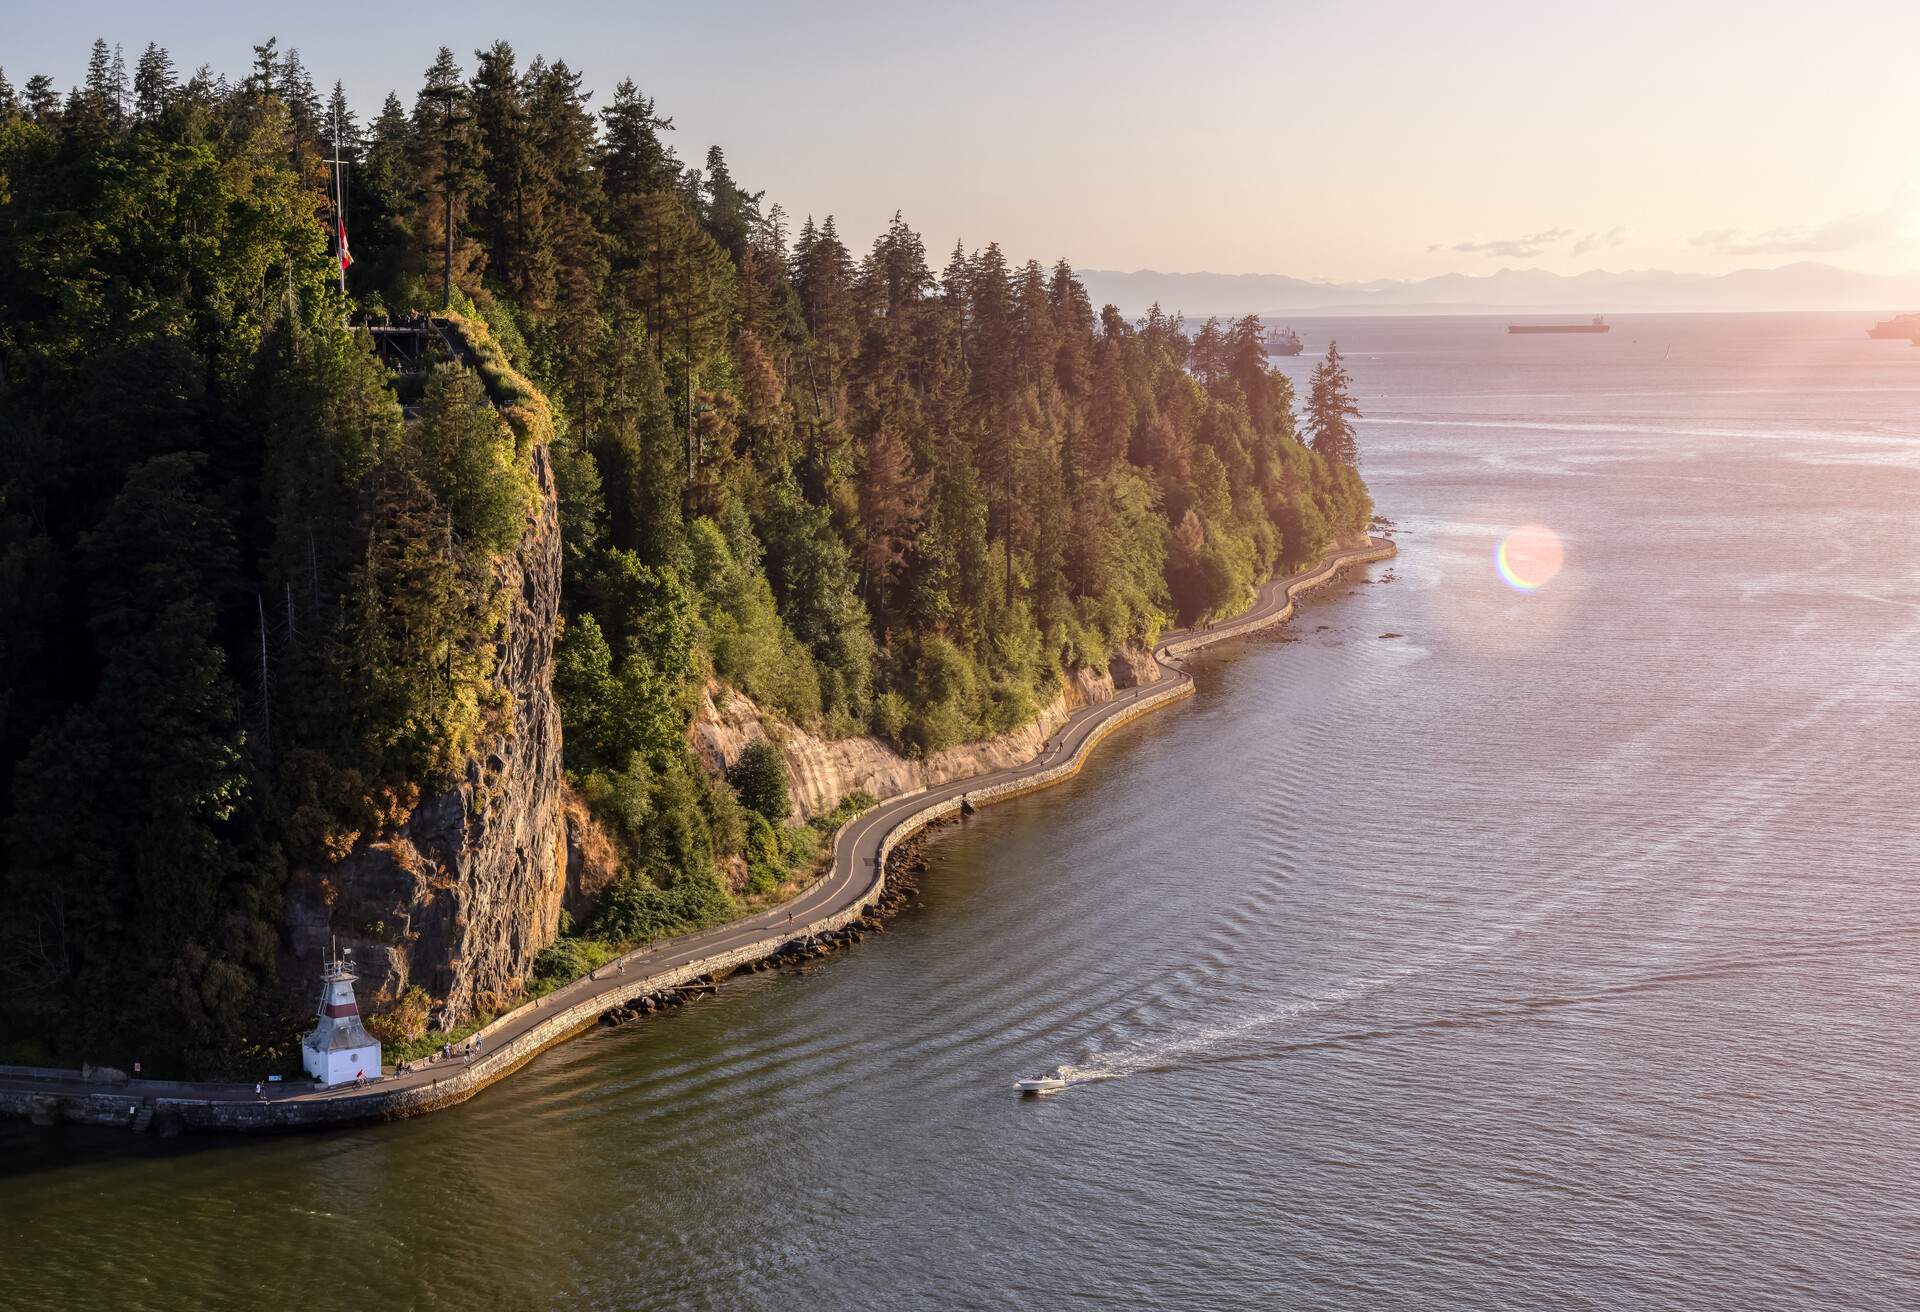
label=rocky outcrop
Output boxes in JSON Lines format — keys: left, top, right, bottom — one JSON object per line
{"left": 690, "top": 645, "right": 1160, "bottom": 822}
{"left": 561, "top": 790, "right": 622, "bottom": 928}
{"left": 284, "top": 445, "right": 570, "bottom": 1029}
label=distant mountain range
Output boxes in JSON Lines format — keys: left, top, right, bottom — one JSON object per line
{"left": 1075, "top": 262, "right": 1920, "bottom": 318}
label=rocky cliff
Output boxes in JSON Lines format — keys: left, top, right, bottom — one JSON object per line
{"left": 691, "top": 645, "right": 1161, "bottom": 822}
{"left": 284, "top": 444, "right": 575, "bottom": 1031}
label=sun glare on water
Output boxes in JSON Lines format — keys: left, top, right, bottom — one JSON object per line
{"left": 1495, "top": 525, "right": 1565, "bottom": 592}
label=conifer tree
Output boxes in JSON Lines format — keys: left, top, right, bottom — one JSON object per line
{"left": 278, "top": 48, "right": 322, "bottom": 159}
{"left": 323, "top": 81, "right": 357, "bottom": 158}
{"left": 244, "top": 38, "right": 280, "bottom": 96}
{"left": 24, "top": 74, "right": 59, "bottom": 124}
{"left": 132, "top": 44, "right": 177, "bottom": 124}
{"left": 1305, "top": 342, "right": 1362, "bottom": 468}
{"left": 108, "top": 43, "right": 129, "bottom": 126}
{"left": 408, "top": 47, "right": 487, "bottom": 305}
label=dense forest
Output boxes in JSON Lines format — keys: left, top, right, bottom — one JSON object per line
{"left": 0, "top": 40, "right": 1371, "bottom": 1071}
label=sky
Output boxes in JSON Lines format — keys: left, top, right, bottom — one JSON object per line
{"left": 8, "top": 0, "right": 1918, "bottom": 282}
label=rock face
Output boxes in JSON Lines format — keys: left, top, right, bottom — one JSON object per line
{"left": 691, "top": 645, "right": 1160, "bottom": 822}
{"left": 283, "top": 445, "right": 572, "bottom": 1029}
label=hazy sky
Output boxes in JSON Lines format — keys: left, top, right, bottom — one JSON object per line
{"left": 9, "top": 0, "right": 1917, "bottom": 281}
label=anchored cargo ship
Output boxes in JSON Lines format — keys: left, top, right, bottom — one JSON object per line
{"left": 1509, "top": 316, "right": 1610, "bottom": 334}
{"left": 1865, "top": 313, "right": 1920, "bottom": 342}
{"left": 1264, "top": 325, "right": 1304, "bottom": 356}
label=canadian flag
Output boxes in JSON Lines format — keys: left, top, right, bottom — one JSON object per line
{"left": 337, "top": 216, "right": 353, "bottom": 270}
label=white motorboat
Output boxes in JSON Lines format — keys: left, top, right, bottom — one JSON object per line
{"left": 1014, "top": 1067, "right": 1070, "bottom": 1095}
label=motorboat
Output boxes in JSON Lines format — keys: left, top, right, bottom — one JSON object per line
{"left": 1014, "top": 1067, "right": 1070, "bottom": 1095}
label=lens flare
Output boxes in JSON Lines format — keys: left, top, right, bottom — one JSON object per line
{"left": 1495, "top": 525, "right": 1564, "bottom": 592}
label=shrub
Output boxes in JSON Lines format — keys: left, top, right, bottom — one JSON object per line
{"left": 527, "top": 936, "right": 619, "bottom": 997}
{"left": 869, "top": 690, "right": 908, "bottom": 743}
{"left": 365, "top": 986, "right": 433, "bottom": 1045}
{"left": 590, "top": 873, "right": 680, "bottom": 943}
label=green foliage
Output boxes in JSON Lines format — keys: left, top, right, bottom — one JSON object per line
{"left": 727, "top": 740, "right": 791, "bottom": 821}
{"left": 527, "top": 935, "right": 619, "bottom": 998}
{"left": 591, "top": 858, "right": 736, "bottom": 943}
{"left": 688, "top": 513, "right": 823, "bottom": 720}
{"left": 441, "top": 309, "right": 557, "bottom": 451}
{"left": 0, "top": 38, "right": 1372, "bottom": 1072}
{"left": 555, "top": 613, "right": 685, "bottom": 778}
{"left": 412, "top": 364, "right": 534, "bottom": 555}
{"left": 1306, "top": 343, "right": 1363, "bottom": 469}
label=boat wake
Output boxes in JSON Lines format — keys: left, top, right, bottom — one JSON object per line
{"left": 1055, "top": 925, "right": 1920, "bottom": 1085}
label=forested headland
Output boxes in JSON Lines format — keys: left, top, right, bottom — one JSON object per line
{"left": 0, "top": 39, "right": 1371, "bottom": 1073}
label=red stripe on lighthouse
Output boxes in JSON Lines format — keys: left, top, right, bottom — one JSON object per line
{"left": 325, "top": 1002, "right": 359, "bottom": 1018}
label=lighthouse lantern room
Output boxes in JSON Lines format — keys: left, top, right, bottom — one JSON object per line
{"left": 302, "top": 947, "right": 382, "bottom": 1087}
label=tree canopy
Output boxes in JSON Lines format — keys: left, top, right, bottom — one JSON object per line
{"left": 0, "top": 36, "right": 1371, "bottom": 1072}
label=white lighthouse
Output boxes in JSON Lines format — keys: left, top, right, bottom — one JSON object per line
{"left": 301, "top": 949, "right": 382, "bottom": 1088}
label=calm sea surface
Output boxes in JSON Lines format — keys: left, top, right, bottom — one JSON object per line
{"left": 5, "top": 312, "right": 1918, "bottom": 1310}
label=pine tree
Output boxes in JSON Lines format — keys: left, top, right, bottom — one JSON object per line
{"left": 245, "top": 38, "right": 280, "bottom": 97}
{"left": 132, "top": 44, "right": 177, "bottom": 124}
{"left": 858, "top": 417, "right": 926, "bottom": 623}
{"left": 698, "top": 145, "right": 761, "bottom": 262}
{"left": 83, "top": 39, "right": 112, "bottom": 103}
{"left": 323, "top": 81, "right": 358, "bottom": 159}
{"left": 1304, "top": 342, "right": 1361, "bottom": 468}
{"left": 524, "top": 58, "right": 605, "bottom": 358}
{"left": 408, "top": 47, "right": 488, "bottom": 306}
{"left": 108, "top": 43, "right": 129, "bottom": 126}
{"left": 24, "top": 74, "right": 58, "bottom": 124}
{"left": 470, "top": 41, "right": 532, "bottom": 295}
{"left": 350, "top": 92, "right": 413, "bottom": 288}
{"left": 598, "top": 78, "right": 675, "bottom": 200}
{"left": 863, "top": 212, "right": 931, "bottom": 322}
{"left": 74, "top": 38, "right": 117, "bottom": 137}
{"left": 278, "top": 48, "right": 322, "bottom": 161}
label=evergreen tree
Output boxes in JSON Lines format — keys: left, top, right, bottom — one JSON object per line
{"left": 1305, "top": 342, "right": 1362, "bottom": 468}
{"left": 24, "top": 74, "right": 60, "bottom": 124}
{"left": 0, "top": 37, "right": 1376, "bottom": 1069}
{"left": 132, "top": 44, "right": 177, "bottom": 124}
{"left": 108, "top": 43, "right": 129, "bottom": 126}
{"left": 408, "top": 47, "right": 488, "bottom": 306}
{"left": 278, "top": 48, "right": 322, "bottom": 160}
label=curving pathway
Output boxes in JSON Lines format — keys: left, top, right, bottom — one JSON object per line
{"left": 0, "top": 536, "right": 1394, "bottom": 1130}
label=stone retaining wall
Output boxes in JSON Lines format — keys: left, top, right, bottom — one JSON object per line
{"left": 1, "top": 538, "right": 1393, "bottom": 1133}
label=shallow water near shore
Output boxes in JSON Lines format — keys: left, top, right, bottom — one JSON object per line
{"left": 5, "top": 311, "right": 1918, "bottom": 1310}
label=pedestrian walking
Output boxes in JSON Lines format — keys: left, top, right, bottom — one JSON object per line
{"left": 255, "top": 1081, "right": 264, "bottom": 1101}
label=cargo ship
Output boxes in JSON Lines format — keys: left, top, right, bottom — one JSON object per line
{"left": 1263, "top": 325, "right": 1304, "bottom": 356}
{"left": 1508, "top": 316, "right": 1610, "bottom": 334}
{"left": 1865, "top": 313, "right": 1920, "bottom": 341}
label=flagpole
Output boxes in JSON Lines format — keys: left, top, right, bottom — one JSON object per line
{"left": 329, "top": 105, "right": 347, "bottom": 297}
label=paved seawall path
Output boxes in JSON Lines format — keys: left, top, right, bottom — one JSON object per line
{"left": 0, "top": 536, "right": 1395, "bottom": 1134}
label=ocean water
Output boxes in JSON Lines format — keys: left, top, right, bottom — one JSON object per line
{"left": 4, "top": 312, "right": 1917, "bottom": 1310}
